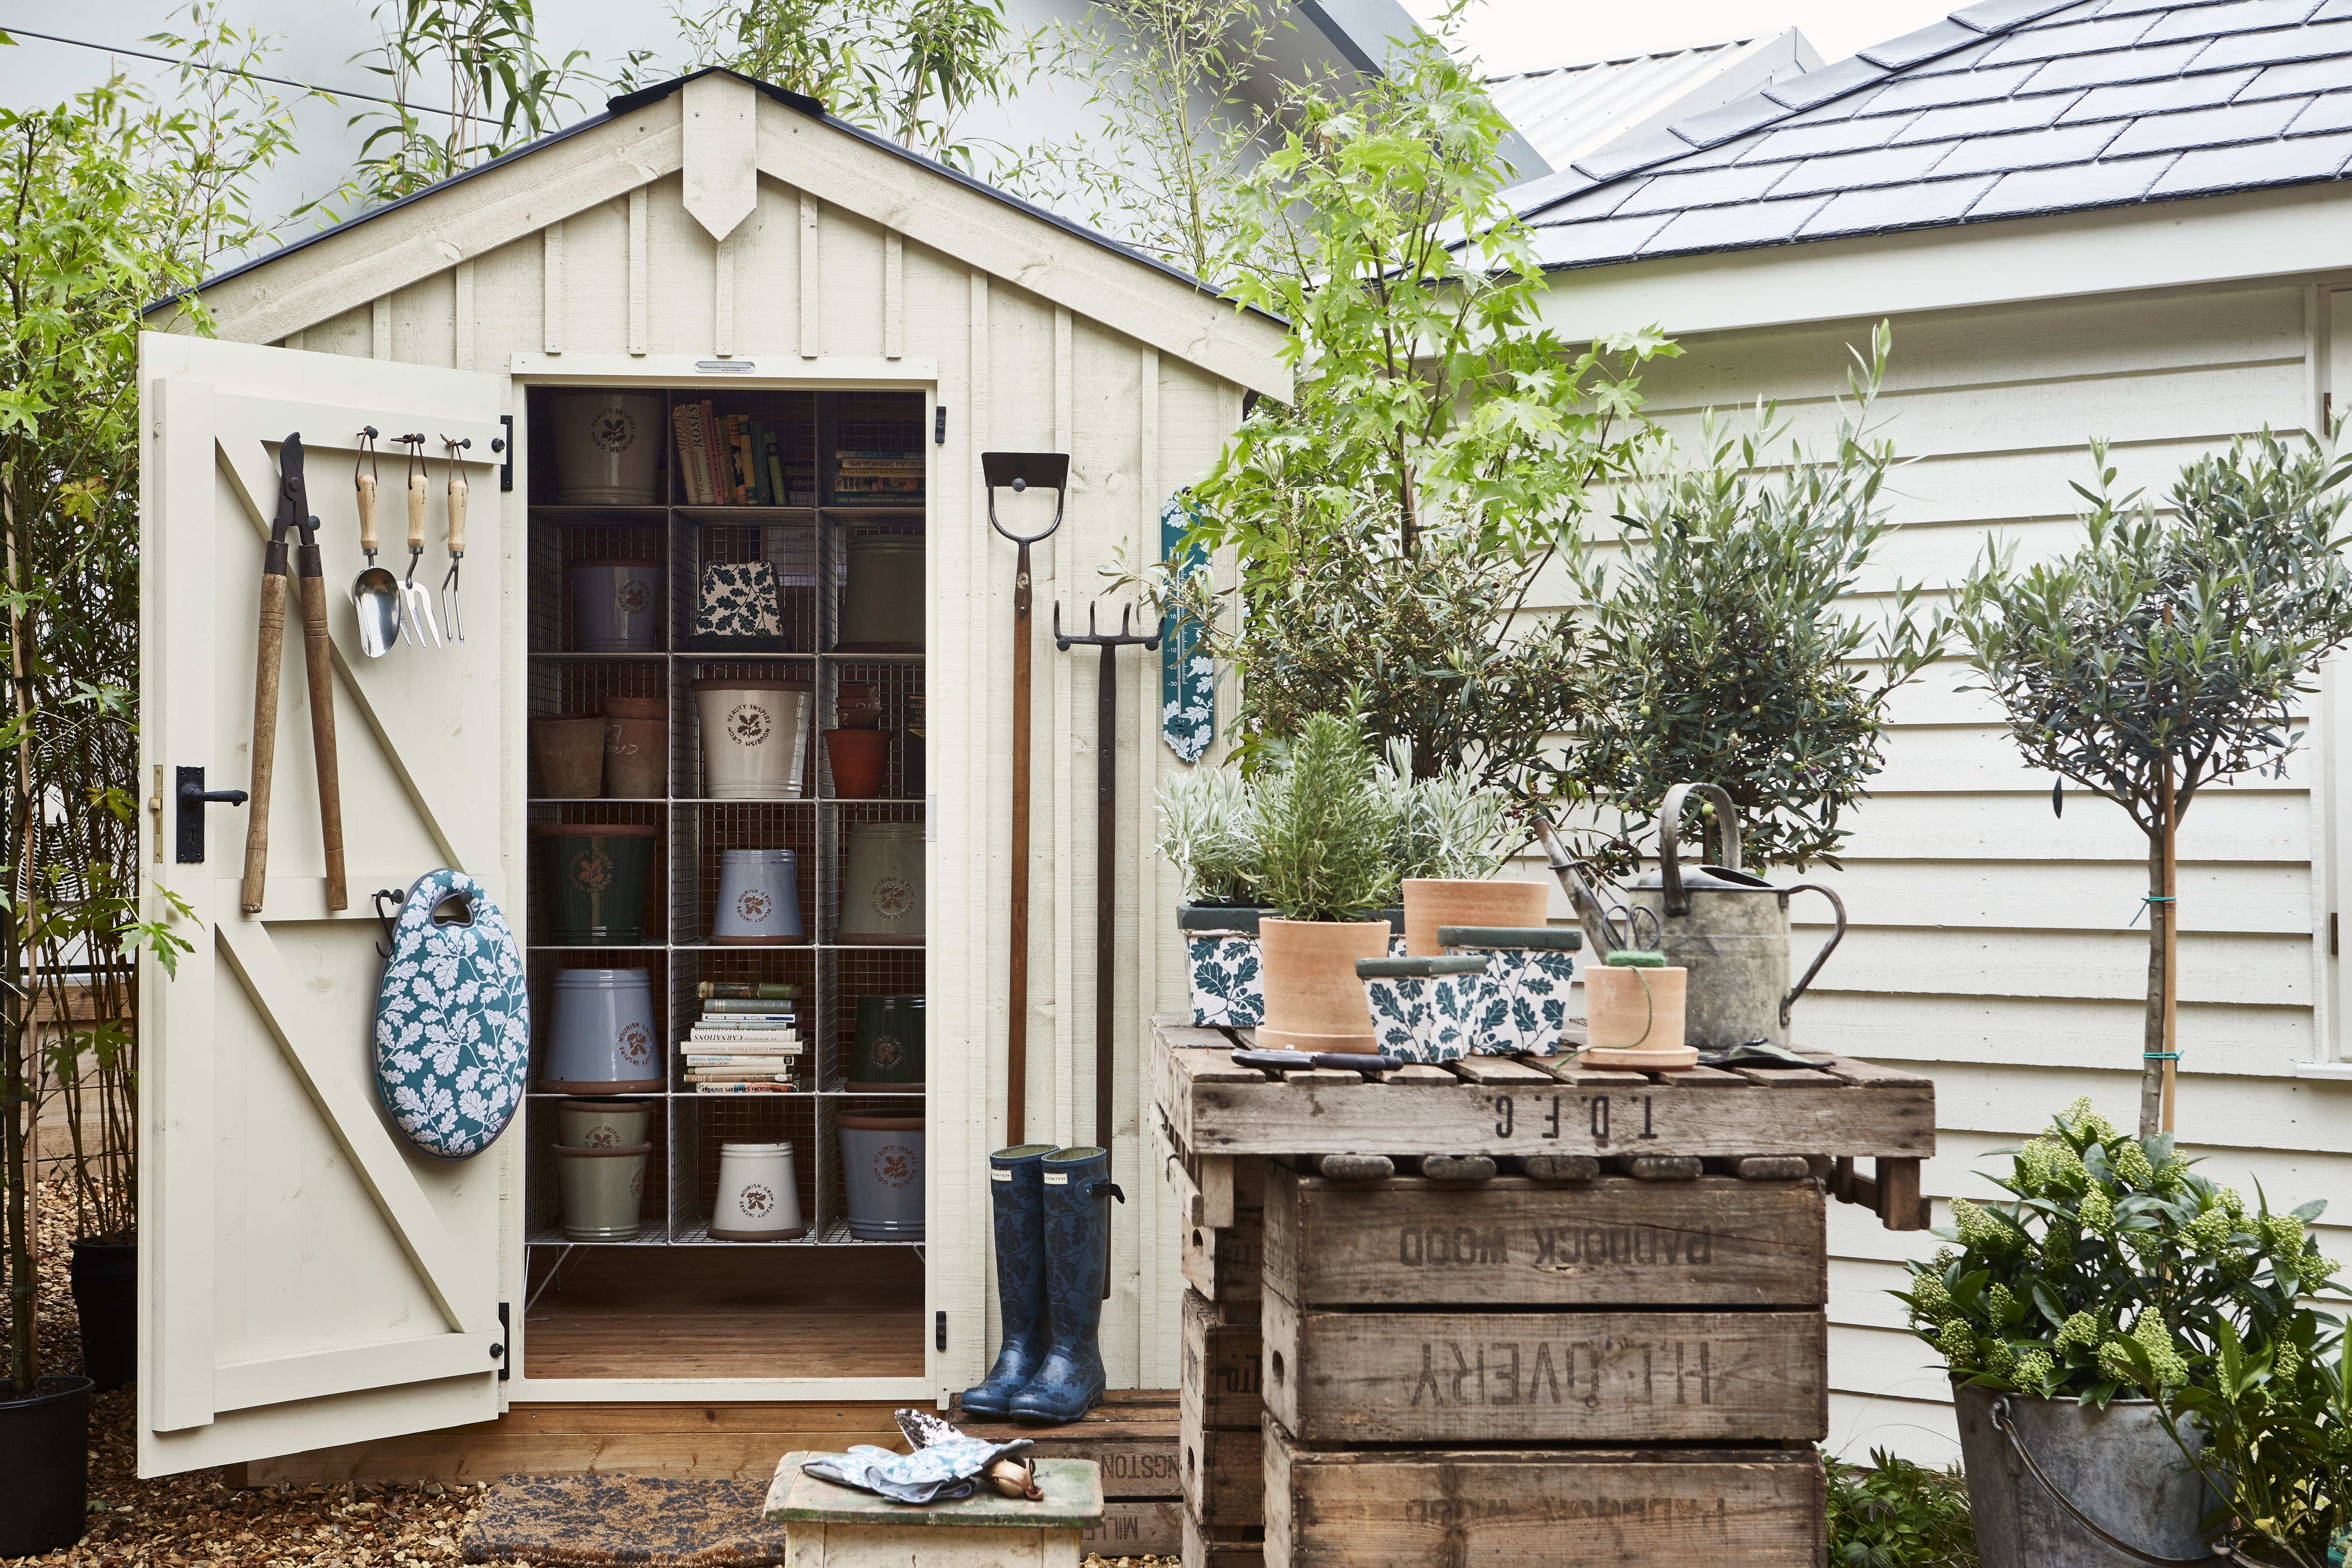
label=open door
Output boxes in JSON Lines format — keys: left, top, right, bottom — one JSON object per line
{"left": 136, "top": 334, "right": 510, "bottom": 1475}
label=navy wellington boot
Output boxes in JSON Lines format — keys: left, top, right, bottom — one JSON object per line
{"left": 958, "top": 1144, "right": 1058, "bottom": 1416}
{"left": 1008, "top": 1146, "right": 1125, "bottom": 1424}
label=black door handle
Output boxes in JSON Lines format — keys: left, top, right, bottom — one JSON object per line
{"left": 177, "top": 765, "right": 249, "bottom": 863}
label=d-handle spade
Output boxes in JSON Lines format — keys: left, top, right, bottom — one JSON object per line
{"left": 982, "top": 451, "right": 1069, "bottom": 1145}
{"left": 398, "top": 433, "right": 441, "bottom": 647}
{"left": 351, "top": 427, "right": 402, "bottom": 658}
{"left": 440, "top": 436, "right": 470, "bottom": 642}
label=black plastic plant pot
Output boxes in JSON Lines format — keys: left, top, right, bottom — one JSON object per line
{"left": 0, "top": 1374, "right": 93, "bottom": 1557}
{"left": 70, "top": 1234, "right": 137, "bottom": 1392}
{"left": 1174, "top": 904, "right": 1279, "bottom": 936}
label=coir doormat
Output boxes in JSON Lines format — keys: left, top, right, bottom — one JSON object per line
{"left": 461, "top": 1474, "right": 789, "bottom": 1567}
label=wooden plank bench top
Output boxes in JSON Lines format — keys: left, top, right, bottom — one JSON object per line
{"left": 765, "top": 1453, "right": 1105, "bottom": 1529}
{"left": 1152, "top": 1015, "right": 1933, "bottom": 1163}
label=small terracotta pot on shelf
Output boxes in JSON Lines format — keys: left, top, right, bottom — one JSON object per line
{"left": 1581, "top": 960, "right": 1696, "bottom": 1069}
{"left": 1257, "top": 917, "right": 1394, "bottom": 1052}
{"left": 1401, "top": 878, "right": 1549, "bottom": 957}
{"left": 824, "top": 727, "right": 890, "bottom": 798}
{"left": 835, "top": 680, "right": 883, "bottom": 729}
{"left": 602, "top": 696, "right": 667, "bottom": 799}
{"left": 531, "top": 715, "right": 607, "bottom": 798}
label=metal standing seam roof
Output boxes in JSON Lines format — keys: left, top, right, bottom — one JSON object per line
{"left": 1500, "top": 0, "right": 2352, "bottom": 271}
{"left": 157, "top": 66, "right": 1266, "bottom": 321}
{"left": 1483, "top": 32, "right": 1822, "bottom": 173}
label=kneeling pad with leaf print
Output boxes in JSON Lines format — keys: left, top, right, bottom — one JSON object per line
{"left": 374, "top": 869, "right": 531, "bottom": 1161}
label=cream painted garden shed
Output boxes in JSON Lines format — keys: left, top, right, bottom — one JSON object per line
{"left": 1499, "top": 0, "right": 2352, "bottom": 1465}
{"left": 133, "top": 66, "right": 1285, "bottom": 1480}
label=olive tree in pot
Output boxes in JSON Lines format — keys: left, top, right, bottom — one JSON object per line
{"left": 1901, "top": 1099, "right": 2342, "bottom": 1566}
{"left": 1252, "top": 714, "right": 1399, "bottom": 1051}
{"left": 1953, "top": 429, "right": 2352, "bottom": 1139}
{"left": 1382, "top": 742, "right": 1544, "bottom": 956}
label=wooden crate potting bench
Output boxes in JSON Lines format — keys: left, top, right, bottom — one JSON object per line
{"left": 1150, "top": 1015, "right": 1936, "bottom": 1568}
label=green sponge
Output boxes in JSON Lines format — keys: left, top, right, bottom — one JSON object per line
{"left": 1605, "top": 949, "right": 1666, "bottom": 967}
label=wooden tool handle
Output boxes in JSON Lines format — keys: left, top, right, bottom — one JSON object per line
{"left": 1007, "top": 563, "right": 1032, "bottom": 1144}
{"left": 408, "top": 472, "right": 427, "bottom": 551}
{"left": 241, "top": 570, "right": 289, "bottom": 912}
{"left": 298, "top": 572, "right": 347, "bottom": 911}
{"left": 446, "top": 469, "right": 467, "bottom": 556}
{"left": 356, "top": 473, "right": 379, "bottom": 554}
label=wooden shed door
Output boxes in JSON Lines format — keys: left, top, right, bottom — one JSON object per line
{"left": 137, "top": 334, "right": 510, "bottom": 1476}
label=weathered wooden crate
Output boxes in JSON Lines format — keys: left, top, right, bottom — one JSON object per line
{"left": 1262, "top": 1420, "right": 1828, "bottom": 1568}
{"left": 1081, "top": 1500, "right": 1183, "bottom": 1560}
{"left": 956, "top": 1390, "right": 1182, "bottom": 1499}
{"left": 1183, "top": 1510, "right": 1265, "bottom": 1568}
{"left": 1181, "top": 1290, "right": 1266, "bottom": 1530}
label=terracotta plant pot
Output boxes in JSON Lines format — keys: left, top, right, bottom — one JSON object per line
{"left": 1582, "top": 963, "right": 1696, "bottom": 1069}
{"left": 602, "top": 696, "right": 667, "bottom": 799}
{"left": 1401, "top": 878, "right": 1548, "bottom": 957}
{"left": 1257, "top": 918, "right": 1394, "bottom": 1052}
{"left": 835, "top": 680, "right": 883, "bottom": 729}
{"left": 531, "top": 715, "right": 608, "bottom": 799}
{"left": 824, "top": 727, "right": 890, "bottom": 798}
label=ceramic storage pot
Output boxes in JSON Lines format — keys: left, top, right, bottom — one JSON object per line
{"left": 849, "top": 995, "right": 926, "bottom": 1093}
{"left": 693, "top": 677, "right": 811, "bottom": 799}
{"left": 838, "top": 821, "right": 925, "bottom": 944}
{"left": 836, "top": 1114, "right": 924, "bottom": 1240}
{"left": 1175, "top": 905, "right": 1279, "bottom": 1028}
{"left": 550, "top": 392, "right": 665, "bottom": 504}
{"left": 711, "top": 848, "right": 805, "bottom": 944}
{"left": 1439, "top": 925, "right": 1583, "bottom": 1056}
{"left": 571, "top": 559, "right": 664, "bottom": 652}
{"left": 1401, "top": 878, "right": 1549, "bottom": 957}
{"left": 1583, "top": 962, "right": 1697, "bottom": 1069}
{"left": 823, "top": 728, "right": 890, "bottom": 798}
{"left": 837, "top": 537, "right": 925, "bottom": 651}
{"left": 542, "top": 968, "right": 664, "bottom": 1093}
{"left": 534, "top": 824, "right": 657, "bottom": 944}
{"left": 1257, "top": 918, "right": 1394, "bottom": 1052}
{"left": 1355, "top": 956, "right": 1489, "bottom": 1064}
{"left": 530, "top": 715, "right": 607, "bottom": 799}
{"left": 601, "top": 696, "right": 668, "bottom": 799}
{"left": 554, "top": 1098, "right": 650, "bottom": 1149}
{"left": 710, "top": 1141, "right": 807, "bottom": 1241}
{"left": 554, "top": 1142, "right": 650, "bottom": 1240}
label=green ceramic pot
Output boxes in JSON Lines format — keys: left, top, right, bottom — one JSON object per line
{"left": 554, "top": 1141, "right": 650, "bottom": 1240}
{"left": 849, "top": 995, "right": 925, "bottom": 1093}
{"left": 534, "top": 823, "right": 657, "bottom": 944}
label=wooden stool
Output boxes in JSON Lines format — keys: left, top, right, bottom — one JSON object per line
{"left": 765, "top": 1453, "right": 1105, "bottom": 1568}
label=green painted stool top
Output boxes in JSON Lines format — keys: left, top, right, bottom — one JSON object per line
{"left": 764, "top": 1453, "right": 1103, "bottom": 1530}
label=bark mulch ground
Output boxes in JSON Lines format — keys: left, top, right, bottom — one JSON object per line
{"left": 4, "top": 1180, "right": 1170, "bottom": 1568}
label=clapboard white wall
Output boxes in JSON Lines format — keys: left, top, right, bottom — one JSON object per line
{"left": 178, "top": 69, "right": 1284, "bottom": 1416}
{"left": 1522, "top": 262, "right": 2352, "bottom": 1465}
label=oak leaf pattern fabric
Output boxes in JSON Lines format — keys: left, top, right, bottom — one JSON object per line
{"left": 1448, "top": 945, "right": 1577, "bottom": 1056}
{"left": 696, "top": 561, "right": 784, "bottom": 640}
{"left": 1361, "top": 969, "right": 1483, "bottom": 1063}
{"left": 373, "top": 868, "right": 530, "bottom": 1160}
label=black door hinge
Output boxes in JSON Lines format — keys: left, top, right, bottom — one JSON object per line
{"left": 498, "top": 414, "right": 514, "bottom": 491}
{"left": 496, "top": 1302, "right": 510, "bottom": 1380}
{"left": 935, "top": 1310, "right": 947, "bottom": 1351}
{"left": 933, "top": 407, "right": 946, "bottom": 446}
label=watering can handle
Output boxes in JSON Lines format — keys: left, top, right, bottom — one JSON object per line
{"left": 1656, "top": 783, "right": 1742, "bottom": 916}
{"left": 1782, "top": 883, "right": 1848, "bottom": 1027}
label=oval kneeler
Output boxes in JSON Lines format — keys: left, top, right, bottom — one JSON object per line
{"left": 373, "top": 868, "right": 531, "bottom": 1161}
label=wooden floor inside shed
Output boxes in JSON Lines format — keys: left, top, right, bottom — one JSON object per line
{"left": 522, "top": 1245, "right": 925, "bottom": 1381}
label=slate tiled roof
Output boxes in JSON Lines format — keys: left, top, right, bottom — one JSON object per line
{"left": 1504, "top": 0, "right": 2352, "bottom": 270}
{"left": 1484, "top": 32, "right": 1821, "bottom": 172}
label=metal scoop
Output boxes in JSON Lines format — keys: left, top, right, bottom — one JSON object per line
{"left": 350, "top": 428, "right": 402, "bottom": 657}
{"left": 397, "top": 433, "right": 441, "bottom": 648}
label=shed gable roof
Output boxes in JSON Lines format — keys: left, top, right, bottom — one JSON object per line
{"left": 167, "top": 68, "right": 1288, "bottom": 396}
{"left": 1505, "top": 0, "right": 2352, "bottom": 270}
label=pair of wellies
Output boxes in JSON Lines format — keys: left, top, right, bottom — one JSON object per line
{"left": 960, "top": 1144, "right": 1125, "bottom": 1425}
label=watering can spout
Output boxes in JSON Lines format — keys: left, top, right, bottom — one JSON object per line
{"left": 1529, "top": 816, "right": 1626, "bottom": 960}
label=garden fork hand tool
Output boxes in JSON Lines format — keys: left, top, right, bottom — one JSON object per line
{"left": 1055, "top": 601, "right": 1158, "bottom": 1147}
{"left": 397, "top": 433, "right": 441, "bottom": 647}
{"left": 440, "top": 435, "right": 470, "bottom": 642}
{"left": 984, "top": 451, "right": 1069, "bottom": 1143}
{"left": 241, "top": 432, "right": 348, "bottom": 914}
{"left": 350, "top": 427, "right": 403, "bottom": 658}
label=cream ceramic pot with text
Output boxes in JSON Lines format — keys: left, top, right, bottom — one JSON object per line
{"left": 695, "top": 677, "right": 811, "bottom": 799}
{"left": 550, "top": 392, "right": 664, "bottom": 503}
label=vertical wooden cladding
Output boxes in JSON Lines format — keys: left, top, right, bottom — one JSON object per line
{"left": 1262, "top": 1168, "right": 1828, "bottom": 1308}
{"left": 1263, "top": 1422, "right": 1828, "bottom": 1568}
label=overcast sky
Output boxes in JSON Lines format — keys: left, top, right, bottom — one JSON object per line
{"left": 1405, "top": 0, "right": 1960, "bottom": 74}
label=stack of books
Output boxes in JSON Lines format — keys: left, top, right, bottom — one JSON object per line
{"left": 682, "top": 981, "right": 803, "bottom": 1092}
{"left": 831, "top": 448, "right": 924, "bottom": 507}
{"left": 671, "top": 403, "right": 815, "bottom": 507}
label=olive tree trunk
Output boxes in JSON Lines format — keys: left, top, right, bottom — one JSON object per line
{"left": 2140, "top": 832, "right": 2166, "bottom": 1142}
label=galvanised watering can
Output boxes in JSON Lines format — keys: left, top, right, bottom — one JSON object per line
{"left": 1622, "top": 784, "right": 1847, "bottom": 1050}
